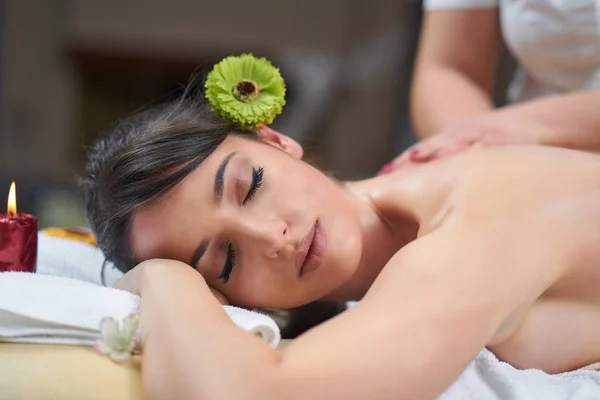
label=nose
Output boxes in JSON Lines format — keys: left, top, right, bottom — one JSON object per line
{"left": 234, "top": 217, "right": 291, "bottom": 258}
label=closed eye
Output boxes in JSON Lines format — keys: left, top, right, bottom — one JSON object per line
{"left": 219, "top": 243, "right": 236, "bottom": 284}
{"left": 243, "top": 167, "right": 263, "bottom": 205}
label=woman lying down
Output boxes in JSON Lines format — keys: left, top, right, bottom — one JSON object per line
{"left": 83, "top": 89, "right": 600, "bottom": 398}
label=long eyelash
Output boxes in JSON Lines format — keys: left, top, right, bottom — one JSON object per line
{"left": 219, "top": 243, "right": 236, "bottom": 284}
{"left": 242, "top": 167, "right": 264, "bottom": 205}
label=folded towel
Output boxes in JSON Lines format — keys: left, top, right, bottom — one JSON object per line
{"left": 0, "top": 272, "right": 280, "bottom": 349}
{"left": 37, "top": 232, "right": 122, "bottom": 287}
{"left": 438, "top": 348, "right": 600, "bottom": 400}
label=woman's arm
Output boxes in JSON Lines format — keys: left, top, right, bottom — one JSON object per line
{"left": 410, "top": 9, "right": 502, "bottom": 139}
{"left": 386, "top": 89, "right": 600, "bottom": 172}
{"left": 491, "top": 90, "right": 600, "bottom": 151}
{"left": 137, "top": 265, "right": 279, "bottom": 400}
{"left": 137, "top": 222, "right": 560, "bottom": 400}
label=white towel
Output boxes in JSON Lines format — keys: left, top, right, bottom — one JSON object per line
{"left": 0, "top": 272, "right": 280, "bottom": 348}
{"left": 437, "top": 348, "right": 600, "bottom": 400}
{"left": 37, "top": 232, "right": 123, "bottom": 287}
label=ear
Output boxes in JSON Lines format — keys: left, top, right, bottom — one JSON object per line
{"left": 255, "top": 125, "right": 303, "bottom": 159}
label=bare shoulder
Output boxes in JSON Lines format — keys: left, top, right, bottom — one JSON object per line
{"left": 422, "top": 147, "right": 600, "bottom": 226}
{"left": 369, "top": 146, "right": 600, "bottom": 231}
{"left": 369, "top": 146, "right": 600, "bottom": 299}
{"left": 461, "top": 146, "right": 600, "bottom": 190}
{"left": 454, "top": 147, "right": 600, "bottom": 259}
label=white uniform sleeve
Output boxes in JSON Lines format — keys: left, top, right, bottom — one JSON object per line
{"left": 423, "top": 0, "right": 498, "bottom": 10}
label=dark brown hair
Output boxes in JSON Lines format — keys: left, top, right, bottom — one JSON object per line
{"left": 81, "top": 92, "right": 253, "bottom": 272}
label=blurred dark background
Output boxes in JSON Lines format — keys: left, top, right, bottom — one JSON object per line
{"left": 0, "top": 0, "right": 424, "bottom": 228}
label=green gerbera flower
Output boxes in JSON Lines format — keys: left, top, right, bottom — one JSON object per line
{"left": 205, "top": 54, "right": 286, "bottom": 130}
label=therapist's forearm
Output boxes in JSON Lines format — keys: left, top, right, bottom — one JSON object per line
{"left": 410, "top": 65, "right": 494, "bottom": 139}
{"left": 495, "top": 90, "right": 600, "bottom": 151}
{"left": 139, "top": 268, "right": 280, "bottom": 400}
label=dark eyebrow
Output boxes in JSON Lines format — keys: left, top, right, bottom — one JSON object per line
{"left": 191, "top": 239, "right": 210, "bottom": 269}
{"left": 214, "top": 151, "right": 236, "bottom": 204}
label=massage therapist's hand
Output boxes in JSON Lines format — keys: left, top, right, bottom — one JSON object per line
{"left": 114, "top": 259, "right": 229, "bottom": 305}
{"left": 380, "top": 114, "right": 543, "bottom": 173}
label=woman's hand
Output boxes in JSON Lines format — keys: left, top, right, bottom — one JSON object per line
{"left": 114, "top": 259, "right": 229, "bottom": 305}
{"left": 380, "top": 114, "right": 543, "bottom": 173}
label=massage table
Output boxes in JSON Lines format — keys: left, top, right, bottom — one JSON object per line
{"left": 0, "top": 340, "right": 291, "bottom": 400}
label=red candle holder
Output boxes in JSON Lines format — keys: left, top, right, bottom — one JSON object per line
{"left": 0, "top": 182, "right": 38, "bottom": 273}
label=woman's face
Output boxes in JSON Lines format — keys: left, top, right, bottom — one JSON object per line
{"left": 130, "top": 129, "right": 363, "bottom": 308}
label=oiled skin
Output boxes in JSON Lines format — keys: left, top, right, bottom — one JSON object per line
{"left": 368, "top": 145, "right": 600, "bottom": 374}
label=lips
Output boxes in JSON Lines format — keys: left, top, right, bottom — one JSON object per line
{"left": 296, "top": 224, "right": 315, "bottom": 275}
{"left": 296, "top": 220, "right": 326, "bottom": 277}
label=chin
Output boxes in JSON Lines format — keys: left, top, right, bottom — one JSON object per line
{"left": 309, "top": 225, "right": 361, "bottom": 299}
{"left": 287, "top": 280, "right": 343, "bottom": 308}
{"left": 302, "top": 263, "right": 357, "bottom": 303}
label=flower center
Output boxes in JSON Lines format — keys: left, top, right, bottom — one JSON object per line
{"left": 233, "top": 80, "right": 260, "bottom": 102}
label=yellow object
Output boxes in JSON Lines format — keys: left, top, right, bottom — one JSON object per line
{"left": 0, "top": 340, "right": 292, "bottom": 399}
{"left": 42, "top": 227, "right": 97, "bottom": 246}
{"left": 7, "top": 181, "right": 16, "bottom": 215}
{"left": 0, "top": 343, "right": 143, "bottom": 400}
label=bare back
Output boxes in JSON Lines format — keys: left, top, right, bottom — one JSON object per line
{"left": 380, "top": 146, "right": 600, "bottom": 373}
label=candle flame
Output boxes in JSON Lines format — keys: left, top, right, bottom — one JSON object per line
{"left": 7, "top": 181, "right": 17, "bottom": 216}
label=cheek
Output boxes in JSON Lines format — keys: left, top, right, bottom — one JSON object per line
{"left": 220, "top": 264, "right": 321, "bottom": 308}
{"left": 216, "top": 265, "right": 280, "bottom": 307}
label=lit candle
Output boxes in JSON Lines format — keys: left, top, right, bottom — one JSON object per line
{"left": 0, "top": 182, "right": 38, "bottom": 272}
